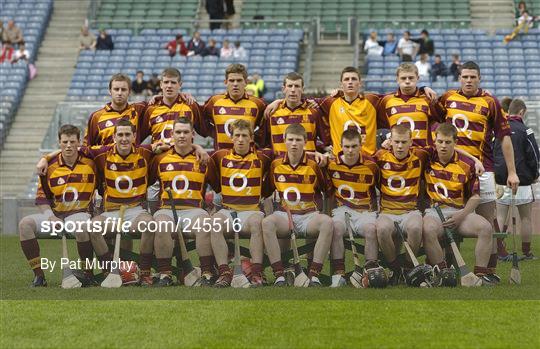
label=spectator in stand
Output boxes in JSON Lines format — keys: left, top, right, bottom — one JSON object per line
{"left": 517, "top": 1, "right": 528, "bottom": 17}
{"left": 246, "top": 73, "right": 265, "bottom": 97}
{"left": 11, "top": 41, "right": 29, "bottom": 63}
{"left": 413, "top": 29, "right": 434, "bottom": 56}
{"left": 79, "top": 26, "right": 96, "bottom": 51}
{"left": 232, "top": 40, "right": 247, "bottom": 59}
{"left": 96, "top": 29, "right": 114, "bottom": 50}
{"left": 449, "top": 54, "right": 461, "bottom": 81}
{"left": 187, "top": 31, "right": 206, "bottom": 56}
{"left": 0, "top": 21, "right": 4, "bottom": 44}
{"left": 415, "top": 53, "right": 431, "bottom": 80}
{"left": 166, "top": 34, "right": 188, "bottom": 57}
{"left": 363, "top": 31, "right": 383, "bottom": 56}
{"left": 220, "top": 39, "right": 233, "bottom": 58}
{"left": 202, "top": 39, "right": 220, "bottom": 57}
{"left": 3, "top": 20, "right": 24, "bottom": 46}
{"left": 382, "top": 33, "right": 398, "bottom": 56}
{"left": 0, "top": 41, "right": 15, "bottom": 63}
{"left": 430, "top": 54, "right": 447, "bottom": 82}
{"left": 501, "top": 97, "right": 512, "bottom": 113}
{"left": 397, "top": 30, "right": 417, "bottom": 62}
{"left": 147, "top": 73, "right": 161, "bottom": 95}
{"left": 131, "top": 71, "right": 151, "bottom": 97}
{"left": 224, "top": 0, "right": 236, "bottom": 29}
{"left": 206, "top": 0, "right": 225, "bottom": 31}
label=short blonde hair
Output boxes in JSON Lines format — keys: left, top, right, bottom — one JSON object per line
{"left": 229, "top": 119, "right": 253, "bottom": 137}
{"left": 396, "top": 62, "right": 419, "bottom": 77}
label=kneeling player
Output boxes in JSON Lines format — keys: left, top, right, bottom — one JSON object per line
{"left": 149, "top": 117, "right": 218, "bottom": 286}
{"left": 210, "top": 120, "right": 272, "bottom": 287}
{"left": 20, "top": 125, "right": 96, "bottom": 286}
{"left": 423, "top": 124, "right": 496, "bottom": 285}
{"left": 375, "top": 124, "right": 425, "bottom": 285}
{"left": 262, "top": 124, "right": 333, "bottom": 287}
{"left": 329, "top": 129, "right": 386, "bottom": 287}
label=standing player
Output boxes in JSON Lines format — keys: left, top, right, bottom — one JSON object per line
{"left": 258, "top": 72, "right": 329, "bottom": 156}
{"left": 20, "top": 125, "right": 97, "bottom": 286}
{"left": 436, "top": 61, "right": 520, "bottom": 280}
{"left": 203, "top": 64, "right": 267, "bottom": 150}
{"left": 262, "top": 124, "right": 333, "bottom": 287}
{"left": 494, "top": 99, "right": 539, "bottom": 260}
{"left": 422, "top": 124, "right": 495, "bottom": 285}
{"left": 377, "top": 63, "right": 443, "bottom": 147}
{"left": 210, "top": 119, "right": 273, "bottom": 287}
{"left": 375, "top": 125, "right": 426, "bottom": 285}
{"left": 328, "top": 129, "right": 385, "bottom": 287}
{"left": 149, "top": 116, "right": 219, "bottom": 286}
{"left": 139, "top": 67, "right": 207, "bottom": 214}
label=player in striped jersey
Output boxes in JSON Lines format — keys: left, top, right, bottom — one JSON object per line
{"left": 377, "top": 63, "right": 443, "bottom": 147}
{"left": 82, "top": 120, "right": 159, "bottom": 286}
{"left": 20, "top": 125, "right": 97, "bottom": 287}
{"left": 210, "top": 119, "right": 273, "bottom": 287}
{"left": 149, "top": 117, "right": 219, "bottom": 286}
{"left": 375, "top": 124, "right": 427, "bottom": 285}
{"left": 262, "top": 124, "right": 333, "bottom": 287}
{"left": 84, "top": 73, "right": 148, "bottom": 147}
{"left": 258, "top": 72, "right": 329, "bottom": 156}
{"left": 436, "top": 61, "right": 519, "bottom": 282}
{"left": 423, "top": 124, "right": 496, "bottom": 285}
{"left": 203, "top": 64, "right": 266, "bottom": 150}
{"left": 327, "top": 128, "right": 384, "bottom": 287}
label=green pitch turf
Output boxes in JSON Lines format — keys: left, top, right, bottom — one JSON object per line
{"left": 1, "top": 235, "right": 539, "bottom": 348}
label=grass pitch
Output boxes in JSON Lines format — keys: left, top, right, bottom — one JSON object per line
{"left": 1, "top": 235, "right": 539, "bottom": 348}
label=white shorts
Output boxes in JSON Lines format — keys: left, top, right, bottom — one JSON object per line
{"left": 147, "top": 181, "right": 160, "bottom": 202}
{"left": 479, "top": 171, "right": 496, "bottom": 203}
{"left": 101, "top": 206, "right": 149, "bottom": 225}
{"left": 332, "top": 206, "right": 376, "bottom": 237}
{"left": 154, "top": 208, "right": 208, "bottom": 222}
{"left": 423, "top": 206, "right": 460, "bottom": 221}
{"left": 378, "top": 210, "right": 422, "bottom": 233}
{"left": 273, "top": 211, "right": 319, "bottom": 237}
{"left": 31, "top": 212, "right": 91, "bottom": 235}
{"left": 217, "top": 209, "right": 264, "bottom": 232}
{"left": 496, "top": 185, "right": 534, "bottom": 206}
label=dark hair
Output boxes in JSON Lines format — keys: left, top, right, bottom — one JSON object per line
{"left": 136, "top": 70, "right": 144, "bottom": 75}
{"left": 225, "top": 63, "right": 248, "bottom": 80}
{"left": 421, "top": 29, "right": 429, "bottom": 36}
{"left": 435, "top": 123, "right": 458, "bottom": 140}
{"left": 341, "top": 128, "right": 362, "bottom": 144}
{"left": 340, "top": 66, "right": 360, "bottom": 81}
{"left": 115, "top": 119, "right": 136, "bottom": 133}
{"left": 459, "top": 61, "right": 481, "bottom": 76}
{"left": 173, "top": 116, "right": 193, "bottom": 130}
{"left": 501, "top": 97, "right": 513, "bottom": 113}
{"left": 508, "top": 98, "right": 527, "bottom": 115}
{"left": 108, "top": 73, "right": 131, "bottom": 90}
{"left": 284, "top": 123, "right": 307, "bottom": 141}
{"left": 282, "top": 72, "right": 304, "bottom": 87}
{"left": 435, "top": 54, "right": 441, "bottom": 59}
{"left": 58, "top": 124, "right": 81, "bottom": 140}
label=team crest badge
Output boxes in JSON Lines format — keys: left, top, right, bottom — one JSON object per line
{"left": 105, "top": 120, "right": 113, "bottom": 128}
{"left": 156, "top": 116, "right": 163, "bottom": 123}
{"left": 227, "top": 161, "right": 233, "bottom": 168}
{"left": 57, "top": 177, "right": 65, "bottom": 185}
{"left": 383, "top": 163, "right": 391, "bottom": 170}
{"left": 110, "top": 164, "right": 117, "bottom": 171}
{"left": 430, "top": 170, "right": 435, "bottom": 176}
{"left": 450, "top": 102, "right": 457, "bottom": 108}
{"left": 333, "top": 172, "right": 340, "bottom": 179}
{"left": 277, "top": 117, "right": 284, "bottom": 124}
{"left": 166, "top": 164, "right": 174, "bottom": 171}
{"left": 339, "top": 107, "right": 345, "bottom": 113}
{"left": 391, "top": 107, "right": 397, "bottom": 115}
{"left": 278, "top": 175, "right": 286, "bottom": 182}
{"left": 219, "top": 107, "right": 227, "bottom": 115}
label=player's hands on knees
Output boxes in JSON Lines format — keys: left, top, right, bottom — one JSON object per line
{"left": 264, "top": 99, "right": 282, "bottom": 118}
{"left": 507, "top": 172, "right": 520, "bottom": 194}
{"left": 444, "top": 211, "right": 465, "bottom": 229}
{"left": 36, "top": 157, "right": 48, "bottom": 176}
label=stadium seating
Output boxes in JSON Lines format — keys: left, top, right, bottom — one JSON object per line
{"left": 66, "top": 28, "right": 303, "bottom": 103}
{"left": 0, "top": 0, "right": 53, "bottom": 150}
{"left": 94, "top": 0, "right": 199, "bottom": 29}
{"left": 242, "top": 0, "right": 470, "bottom": 33}
{"left": 364, "top": 28, "right": 540, "bottom": 100}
